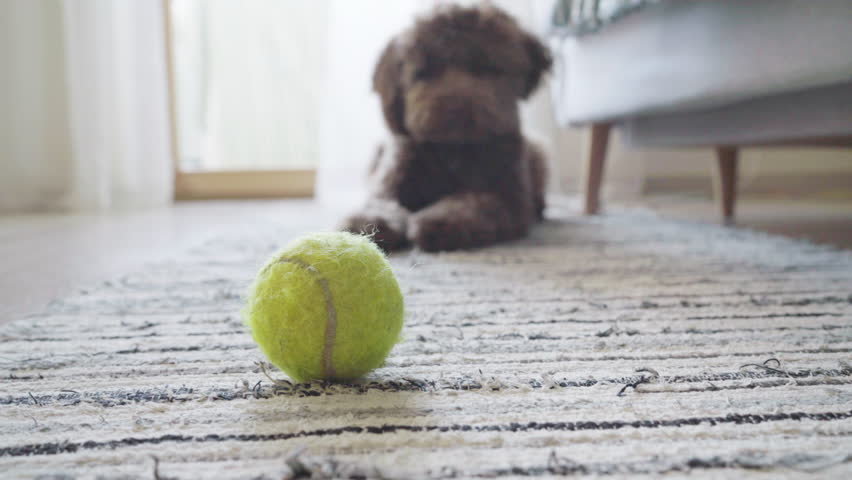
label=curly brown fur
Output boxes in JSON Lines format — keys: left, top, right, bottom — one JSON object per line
{"left": 342, "top": 4, "right": 551, "bottom": 252}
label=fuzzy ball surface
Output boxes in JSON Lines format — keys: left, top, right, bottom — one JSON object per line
{"left": 243, "top": 232, "right": 404, "bottom": 382}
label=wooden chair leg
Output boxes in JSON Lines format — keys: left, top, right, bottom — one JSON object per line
{"left": 584, "top": 123, "right": 611, "bottom": 215}
{"left": 715, "top": 146, "right": 738, "bottom": 224}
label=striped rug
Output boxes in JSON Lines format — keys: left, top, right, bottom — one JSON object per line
{"left": 2, "top": 207, "right": 852, "bottom": 479}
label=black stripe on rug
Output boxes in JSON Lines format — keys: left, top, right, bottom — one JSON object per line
{"left": 2, "top": 410, "right": 850, "bottom": 458}
{"left": 471, "top": 450, "right": 852, "bottom": 477}
{"left": 4, "top": 367, "right": 851, "bottom": 407}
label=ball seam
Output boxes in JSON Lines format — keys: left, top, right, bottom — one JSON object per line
{"left": 276, "top": 256, "right": 338, "bottom": 379}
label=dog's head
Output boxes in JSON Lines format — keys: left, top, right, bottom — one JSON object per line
{"left": 374, "top": 5, "right": 552, "bottom": 142}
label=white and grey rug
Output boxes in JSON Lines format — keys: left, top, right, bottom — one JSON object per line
{"left": 2, "top": 207, "right": 852, "bottom": 479}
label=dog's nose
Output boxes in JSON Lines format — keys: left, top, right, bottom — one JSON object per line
{"left": 434, "top": 97, "right": 476, "bottom": 131}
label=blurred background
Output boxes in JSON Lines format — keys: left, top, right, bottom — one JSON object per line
{"left": 2, "top": 0, "right": 850, "bottom": 212}
{"left": 1, "top": 0, "right": 564, "bottom": 211}
{"left": 1, "top": 0, "right": 850, "bottom": 317}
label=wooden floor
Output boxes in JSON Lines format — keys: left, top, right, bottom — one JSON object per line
{"left": 640, "top": 192, "right": 852, "bottom": 250}
{"left": 1, "top": 194, "right": 850, "bottom": 324}
{"left": 0, "top": 200, "right": 327, "bottom": 323}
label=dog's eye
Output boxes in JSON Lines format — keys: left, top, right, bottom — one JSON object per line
{"left": 472, "top": 64, "right": 501, "bottom": 77}
{"left": 412, "top": 67, "right": 430, "bottom": 81}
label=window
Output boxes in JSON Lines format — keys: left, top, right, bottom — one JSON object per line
{"left": 164, "top": 0, "right": 321, "bottom": 199}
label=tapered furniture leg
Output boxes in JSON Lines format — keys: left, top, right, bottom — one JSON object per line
{"left": 715, "top": 146, "right": 738, "bottom": 224}
{"left": 584, "top": 123, "right": 611, "bottom": 215}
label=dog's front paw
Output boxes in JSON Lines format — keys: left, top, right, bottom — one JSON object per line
{"left": 408, "top": 216, "right": 495, "bottom": 252}
{"left": 407, "top": 219, "right": 450, "bottom": 252}
{"left": 341, "top": 214, "right": 408, "bottom": 252}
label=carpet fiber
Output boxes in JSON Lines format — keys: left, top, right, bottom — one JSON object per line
{"left": 2, "top": 208, "right": 852, "bottom": 478}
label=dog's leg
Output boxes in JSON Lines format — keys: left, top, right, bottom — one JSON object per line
{"left": 341, "top": 198, "right": 410, "bottom": 251}
{"left": 525, "top": 140, "right": 548, "bottom": 220}
{"left": 341, "top": 142, "right": 411, "bottom": 251}
{"left": 407, "top": 192, "right": 528, "bottom": 252}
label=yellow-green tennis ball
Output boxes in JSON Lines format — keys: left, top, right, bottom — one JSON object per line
{"left": 243, "top": 231, "right": 404, "bottom": 382}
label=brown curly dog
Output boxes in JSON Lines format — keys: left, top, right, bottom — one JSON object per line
{"left": 342, "top": 4, "right": 552, "bottom": 252}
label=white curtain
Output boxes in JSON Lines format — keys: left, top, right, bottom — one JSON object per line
{"left": 0, "top": 0, "right": 173, "bottom": 213}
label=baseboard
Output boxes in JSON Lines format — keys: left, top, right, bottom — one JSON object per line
{"left": 644, "top": 172, "right": 852, "bottom": 197}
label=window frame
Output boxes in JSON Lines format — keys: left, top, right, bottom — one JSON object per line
{"left": 162, "top": 0, "right": 316, "bottom": 200}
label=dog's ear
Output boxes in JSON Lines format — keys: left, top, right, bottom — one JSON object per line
{"left": 373, "top": 39, "right": 407, "bottom": 135}
{"left": 520, "top": 33, "right": 552, "bottom": 99}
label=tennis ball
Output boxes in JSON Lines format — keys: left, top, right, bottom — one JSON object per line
{"left": 243, "top": 232, "right": 404, "bottom": 382}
